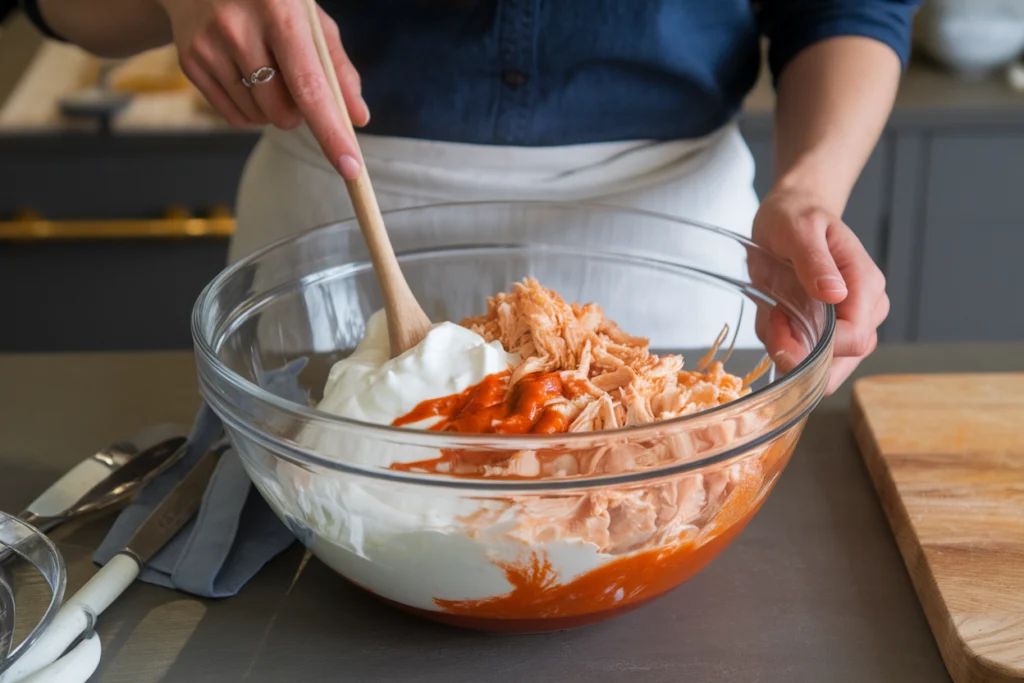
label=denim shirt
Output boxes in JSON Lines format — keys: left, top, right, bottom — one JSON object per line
{"left": 329, "top": 0, "right": 921, "bottom": 146}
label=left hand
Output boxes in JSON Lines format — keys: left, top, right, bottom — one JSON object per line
{"left": 751, "top": 186, "right": 889, "bottom": 395}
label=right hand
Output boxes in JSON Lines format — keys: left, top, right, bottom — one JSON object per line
{"left": 160, "top": 0, "right": 370, "bottom": 179}
{"left": 750, "top": 186, "right": 889, "bottom": 395}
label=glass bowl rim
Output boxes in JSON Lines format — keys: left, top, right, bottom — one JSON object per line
{"left": 0, "top": 511, "right": 67, "bottom": 674}
{"left": 192, "top": 200, "right": 835, "bottom": 486}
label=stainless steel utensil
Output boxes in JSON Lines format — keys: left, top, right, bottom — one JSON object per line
{"left": 0, "top": 426, "right": 187, "bottom": 660}
{"left": 1, "top": 443, "right": 228, "bottom": 683}
{"left": 18, "top": 425, "right": 188, "bottom": 534}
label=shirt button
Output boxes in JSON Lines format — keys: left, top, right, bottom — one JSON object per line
{"left": 501, "top": 69, "right": 528, "bottom": 87}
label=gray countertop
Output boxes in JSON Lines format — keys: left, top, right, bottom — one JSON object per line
{"left": 3, "top": 344, "right": 1024, "bottom": 682}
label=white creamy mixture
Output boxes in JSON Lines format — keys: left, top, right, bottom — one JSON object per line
{"left": 297, "top": 309, "right": 517, "bottom": 467}
{"left": 316, "top": 309, "right": 518, "bottom": 429}
{"left": 266, "top": 309, "right": 610, "bottom": 611}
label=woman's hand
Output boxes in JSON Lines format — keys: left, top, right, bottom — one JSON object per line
{"left": 160, "top": 0, "right": 370, "bottom": 178}
{"left": 752, "top": 186, "right": 889, "bottom": 395}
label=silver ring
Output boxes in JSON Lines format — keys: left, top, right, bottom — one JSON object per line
{"left": 241, "top": 66, "right": 277, "bottom": 88}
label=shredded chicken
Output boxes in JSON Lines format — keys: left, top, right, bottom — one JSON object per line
{"left": 446, "top": 279, "right": 783, "bottom": 556}
{"left": 462, "top": 278, "right": 766, "bottom": 432}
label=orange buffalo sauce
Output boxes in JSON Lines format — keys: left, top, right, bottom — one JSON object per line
{"left": 392, "top": 370, "right": 581, "bottom": 435}
{"left": 376, "top": 481, "right": 769, "bottom": 633}
{"left": 379, "top": 367, "right": 791, "bottom": 632}
{"left": 390, "top": 370, "right": 587, "bottom": 477}
{"left": 436, "top": 480, "right": 762, "bottom": 623}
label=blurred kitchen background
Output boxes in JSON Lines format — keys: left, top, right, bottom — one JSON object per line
{"left": 1, "top": 0, "right": 1023, "bottom": 353}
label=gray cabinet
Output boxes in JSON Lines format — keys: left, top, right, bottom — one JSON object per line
{"left": 744, "top": 120, "right": 1024, "bottom": 344}
{"left": 0, "top": 237, "right": 228, "bottom": 351}
{"left": 0, "top": 134, "right": 247, "bottom": 353}
{"left": 741, "top": 127, "right": 892, "bottom": 265}
{"left": 736, "top": 57, "right": 1024, "bottom": 345}
{"left": 883, "top": 130, "right": 1024, "bottom": 342}
{"left": 917, "top": 134, "right": 1024, "bottom": 341}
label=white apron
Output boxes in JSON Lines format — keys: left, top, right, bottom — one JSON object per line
{"left": 232, "top": 122, "right": 762, "bottom": 353}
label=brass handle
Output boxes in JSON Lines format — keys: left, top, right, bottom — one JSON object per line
{"left": 0, "top": 207, "right": 236, "bottom": 241}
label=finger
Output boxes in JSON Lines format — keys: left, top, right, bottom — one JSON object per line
{"left": 213, "top": 3, "right": 302, "bottom": 129}
{"left": 874, "top": 291, "right": 891, "bottom": 328}
{"left": 749, "top": 247, "right": 773, "bottom": 345}
{"left": 269, "top": 3, "right": 362, "bottom": 179}
{"left": 755, "top": 306, "right": 769, "bottom": 346}
{"left": 765, "top": 306, "right": 809, "bottom": 376}
{"left": 833, "top": 321, "right": 877, "bottom": 359}
{"left": 829, "top": 227, "right": 885, "bottom": 358}
{"left": 234, "top": 52, "right": 302, "bottom": 129}
{"left": 243, "top": 61, "right": 303, "bottom": 130}
{"left": 771, "top": 210, "right": 848, "bottom": 304}
{"left": 318, "top": 8, "right": 369, "bottom": 126}
{"left": 179, "top": 55, "right": 255, "bottom": 128}
{"left": 190, "top": 34, "right": 267, "bottom": 125}
{"left": 746, "top": 244, "right": 781, "bottom": 301}
{"left": 825, "top": 356, "right": 862, "bottom": 395}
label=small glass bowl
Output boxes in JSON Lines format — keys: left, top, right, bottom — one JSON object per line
{"left": 0, "top": 512, "right": 66, "bottom": 674}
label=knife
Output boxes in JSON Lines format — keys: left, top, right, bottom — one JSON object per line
{"left": 1, "top": 444, "right": 227, "bottom": 683}
{"left": 0, "top": 433, "right": 190, "bottom": 573}
{"left": 1, "top": 429, "right": 189, "bottom": 664}
{"left": 18, "top": 425, "right": 188, "bottom": 534}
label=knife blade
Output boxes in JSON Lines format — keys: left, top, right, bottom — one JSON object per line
{"left": 0, "top": 444, "right": 227, "bottom": 683}
{"left": 120, "top": 442, "right": 223, "bottom": 565}
{"left": 54, "top": 436, "right": 189, "bottom": 523}
{"left": 19, "top": 425, "right": 187, "bottom": 533}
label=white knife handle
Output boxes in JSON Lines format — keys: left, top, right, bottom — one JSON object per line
{"left": 0, "top": 607, "right": 89, "bottom": 683}
{"left": 16, "top": 632, "right": 101, "bottom": 683}
{"left": 64, "top": 553, "right": 140, "bottom": 617}
{"left": 0, "top": 554, "right": 139, "bottom": 683}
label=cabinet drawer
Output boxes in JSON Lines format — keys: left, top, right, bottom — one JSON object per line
{"left": 916, "top": 134, "right": 1024, "bottom": 341}
{"left": 0, "top": 236, "right": 229, "bottom": 352}
{"left": 927, "top": 134, "right": 1024, "bottom": 220}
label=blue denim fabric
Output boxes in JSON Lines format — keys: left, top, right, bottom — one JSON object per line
{"left": 330, "top": 0, "right": 921, "bottom": 146}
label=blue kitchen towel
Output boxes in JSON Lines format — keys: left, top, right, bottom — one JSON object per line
{"left": 92, "top": 359, "right": 309, "bottom": 598}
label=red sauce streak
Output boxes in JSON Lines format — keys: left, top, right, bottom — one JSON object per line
{"left": 393, "top": 370, "right": 569, "bottom": 435}
{"left": 432, "top": 474, "right": 763, "bottom": 623}
{"left": 390, "top": 371, "right": 581, "bottom": 476}
{"left": 366, "top": 469, "right": 780, "bottom": 632}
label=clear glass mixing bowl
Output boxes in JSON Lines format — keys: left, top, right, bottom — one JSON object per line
{"left": 193, "top": 201, "right": 834, "bottom": 632}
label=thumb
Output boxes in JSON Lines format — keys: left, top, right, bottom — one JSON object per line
{"left": 783, "top": 211, "right": 848, "bottom": 304}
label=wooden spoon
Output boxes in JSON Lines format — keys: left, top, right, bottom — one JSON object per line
{"left": 304, "top": 0, "right": 433, "bottom": 357}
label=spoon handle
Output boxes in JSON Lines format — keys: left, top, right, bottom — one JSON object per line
{"left": 304, "top": 0, "right": 432, "bottom": 357}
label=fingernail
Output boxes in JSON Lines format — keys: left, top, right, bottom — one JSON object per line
{"left": 816, "top": 276, "right": 847, "bottom": 293}
{"left": 337, "top": 154, "right": 361, "bottom": 180}
{"left": 772, "top": 349, "right": 789, "bottom": 366}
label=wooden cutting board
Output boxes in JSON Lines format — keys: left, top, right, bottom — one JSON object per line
{"left": 851, "top": 374, "right": 1024, "bottom": 683}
